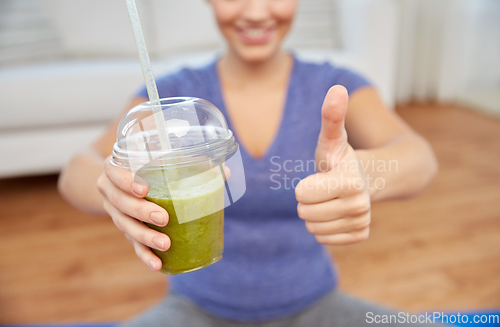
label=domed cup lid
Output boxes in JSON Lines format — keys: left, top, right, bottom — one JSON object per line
{"left": 111, "top": 97, "right": 238, "bottom": 172}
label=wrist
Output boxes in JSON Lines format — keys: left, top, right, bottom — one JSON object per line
{"left": 354, "top": 149, "right": 380, "bottom": 200}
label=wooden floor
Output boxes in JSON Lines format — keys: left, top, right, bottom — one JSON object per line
{"left": 0, "top": 103, "right": 499, "bottom": 324}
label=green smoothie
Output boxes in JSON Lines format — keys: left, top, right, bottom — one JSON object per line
{"left": 138, "top": 167, "right": 225, "bottom": 275}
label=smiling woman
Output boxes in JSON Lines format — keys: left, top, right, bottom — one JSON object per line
{"left": 210, "top": 0, "right": 298, "bottom": 62}
{"left": 57, "top": 0, "right": 439, "bottom": 326}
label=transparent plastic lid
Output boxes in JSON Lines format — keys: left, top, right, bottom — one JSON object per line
{"left": 111, "top": 97, "right": 238, "bottom": 172}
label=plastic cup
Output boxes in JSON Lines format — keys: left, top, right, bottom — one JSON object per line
{"left": 111, "top": 97, "right": 243, "bottom": 274}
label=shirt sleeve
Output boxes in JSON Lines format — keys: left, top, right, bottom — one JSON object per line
{"left": 326, "top": 63, "right": 372, "bottom": 96}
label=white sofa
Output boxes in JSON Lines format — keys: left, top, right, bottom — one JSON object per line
{"left": 0, "top": 0, "right": 399, "bottom": 178}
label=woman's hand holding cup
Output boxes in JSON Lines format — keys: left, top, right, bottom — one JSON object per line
{"left": 97, "top": 157, "right": 170, "bottom": 271}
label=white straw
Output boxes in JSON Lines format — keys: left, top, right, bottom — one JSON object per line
{"left": 125, "top": 0, "right": 171, "bottom": 151}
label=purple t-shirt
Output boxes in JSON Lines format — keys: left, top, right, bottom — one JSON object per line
{"left": 137, "top": 55, "right": 371, "bottom": 321}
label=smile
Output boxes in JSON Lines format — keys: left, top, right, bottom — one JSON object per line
{"left": 245, "top": 28, "right": 266, "bottom": 38}
{"left": 238, "top": 27, "right": 274, "bottom": 45}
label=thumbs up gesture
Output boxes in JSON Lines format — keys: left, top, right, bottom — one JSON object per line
{"left": 295, "top": 85, "right": 371, "bottom": 245}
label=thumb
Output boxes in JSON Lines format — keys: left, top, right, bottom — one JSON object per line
{"left": 315, "top": 85, "right": 349, "bottom": 172}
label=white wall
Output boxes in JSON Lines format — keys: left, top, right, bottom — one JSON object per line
{"left": 43, "top": 0, "right": 152, "bottom": 57}
{"left": 151, "top": 0, "right": 225, "bottom": 56}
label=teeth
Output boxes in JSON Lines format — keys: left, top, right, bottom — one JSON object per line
{"left": 245, "top": 28, "right": 265, "bottom": 39}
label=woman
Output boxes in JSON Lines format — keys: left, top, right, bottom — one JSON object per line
{"left": 58, "top": 0, "right": 439, "bottom": 326}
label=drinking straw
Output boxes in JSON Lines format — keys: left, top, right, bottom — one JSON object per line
{"left": 125, "top": 0, "right": 171, "bottom": 151}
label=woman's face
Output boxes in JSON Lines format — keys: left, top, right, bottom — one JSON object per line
{"left": 208, "top": 0, "right": 298, "bottom": 63}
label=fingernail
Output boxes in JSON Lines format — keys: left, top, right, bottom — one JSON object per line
{"left": 148, "top": 259, "right": 157, "bottom": 270}
{"left": 152, "top": 237, "right": 165, "bottom": 250}
{"left": 150, "top": 212, "right": 165, "bottom": 225}
{"left": 132, "top": 183, "right": 143, "bottom": 196}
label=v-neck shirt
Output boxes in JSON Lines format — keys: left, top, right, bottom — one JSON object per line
{"left": 216, "top": 57, "right": 294, "bottom": 162}
{"left": 136, "top": 55, "right": 371, "bottom": 321}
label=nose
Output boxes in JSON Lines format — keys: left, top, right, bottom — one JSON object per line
{"left": 242, "top": 0, "right": 269, "bottom": 23}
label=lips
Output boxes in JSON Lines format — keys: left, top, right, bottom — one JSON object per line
{"left": 237, "top": 27, "right": 274, "bottom": 45}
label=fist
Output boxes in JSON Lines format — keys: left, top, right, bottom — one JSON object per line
{"left": 295, "top": 85, "right": 371, "bottom": 246}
